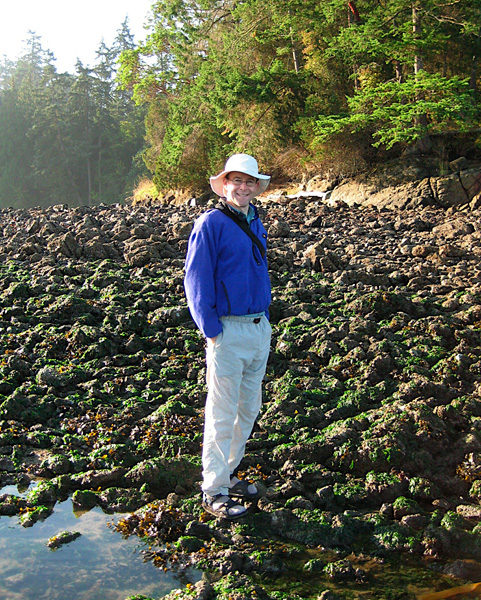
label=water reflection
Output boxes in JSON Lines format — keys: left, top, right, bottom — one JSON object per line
{"left": 0, "top": 491, "right": 199, "bottom": 600}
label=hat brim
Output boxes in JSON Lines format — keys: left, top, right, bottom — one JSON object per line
{"left": 210, "top": 171, "right": 270, "bottom": 197}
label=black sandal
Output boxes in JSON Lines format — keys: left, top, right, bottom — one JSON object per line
{"left": 202, "top": 494, "right": 247, "bottom": 520}
{"left": 228, "top": 477, "right": 261, "bottom": 500}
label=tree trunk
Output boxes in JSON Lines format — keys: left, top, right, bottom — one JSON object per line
{"left": 348, "top": 2, "right": 361, "bottom": 23}
{"left": 412, "top": 6, "right": 423, "bottom": 75}
{"left": 54, "top": 116, "right": 83, "bottom": 206}
{"left": 86, "top": 107, "right": 92, "bottom": 206}
{"left": 412, "top": 4, "right": 431, "bottom": 152}
{"left": 98, "top": 134, "right": 102, "bottom": 203}
{"left": 348, "top": 3, "right": 360, "bottom": 90}
{"left": 470, "top": 55, "right": 478, "bottom": 92}
{"left": 395, "top": 60, "right": 403, "bottom": 83}
{"left": 288, "top": 9, "right": 300, "bottom": 74}
{"left": 291, "top": 42, "right": 300, "bottom": 74}
{"left": 87, "top": 155, "right": 92, "bottom": 207}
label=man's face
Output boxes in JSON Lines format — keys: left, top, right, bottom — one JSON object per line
{"left": 223, "top": 171, "right": 260, "bottom": 214}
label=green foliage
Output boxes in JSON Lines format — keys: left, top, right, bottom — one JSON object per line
{"left": 119, "top": 0, "right": 322, "bottom": 189}
{"left": 310, "top": 73, "right": 478, "bottom": 151}
{"left": 169, "top": 0, "right": 481, "bottom": 180}
{"left": 0, "top": 28, "right": 146, "bottom": 209}
{"left": 4, "top": 0, "right": 481, "bottom": 197}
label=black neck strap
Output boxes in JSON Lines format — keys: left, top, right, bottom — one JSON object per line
{"left": 215, "top": 202, "right": 266, "bottom": 260}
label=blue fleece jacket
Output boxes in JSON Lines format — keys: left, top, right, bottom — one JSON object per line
{"left": 184, "top": 204, "right": 271, "bottom": 338}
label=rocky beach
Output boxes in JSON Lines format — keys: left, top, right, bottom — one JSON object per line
{"left": 1, "top": 159, "right": 481, "bottom": 600}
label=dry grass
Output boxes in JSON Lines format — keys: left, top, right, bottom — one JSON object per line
{"left": 130, "top": 178, "right": 159, "bottom": 206}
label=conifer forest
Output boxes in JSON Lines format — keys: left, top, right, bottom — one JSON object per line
{"left": 1, "top": 0, "right": 480, "bottom": 209}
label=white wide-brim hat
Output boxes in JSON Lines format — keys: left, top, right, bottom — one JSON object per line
{"left": 210, "top": 153, "right": 271, "bottom": 197}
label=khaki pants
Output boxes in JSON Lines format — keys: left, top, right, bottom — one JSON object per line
{"left": 202, "top": 314, "right": 271, "bottom": 497}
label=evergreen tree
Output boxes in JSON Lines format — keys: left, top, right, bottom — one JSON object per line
{"left": 0, "top": 84, "right": 36, "bottom": 207}
{"left": 0, "top": 32, "right": 56, "bottom": 208}
{"left": 302, "top": 0, "right": 481, "bottom": 163}
{"left": 30, "top": 65, "right": 83, "bottom": 206}
{"left": 0, "top": 24, "right": 146, "bottom": 209}
{"left": 119, "top": 0, "right": 317, "bottom": 189}
{"left": 119, "top": 0, "right": 481, "bottom": 188}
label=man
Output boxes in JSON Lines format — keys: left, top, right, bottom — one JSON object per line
{"left": 184, "top": 153, "right": 272, "bottom": 519}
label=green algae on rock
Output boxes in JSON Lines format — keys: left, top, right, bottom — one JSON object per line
{"left": 2, "top": 199, "right": 481, "bottom": 599}
{"left": 46, "top": 530, "right": 81, "bottom": 549}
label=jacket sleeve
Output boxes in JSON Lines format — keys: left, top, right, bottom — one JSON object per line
{"left": 184, "top": 216, "right": 223, "bottom": 338}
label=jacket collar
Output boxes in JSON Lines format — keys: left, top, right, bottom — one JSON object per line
{"left": 216, "top": 199, "right": 258, "bottom": 224}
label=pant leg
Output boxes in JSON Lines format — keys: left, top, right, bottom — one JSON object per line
{"left": 202, "top": 316, "right": 271, "bottom": 497}
{"left": 202, "top": 320, "right": 243, "bottom": 497}
{"left": 228, "top": 316, "right": 271, "bottom": 474}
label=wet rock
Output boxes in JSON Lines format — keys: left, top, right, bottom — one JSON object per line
{"left": 456, "top": 504, "right": 481, "bottom": 519}
{"left": 176, "top": 535, "right": 204, "bottom": 553}
{"left": 3, "top": 189, "right": 481, "bottom": 599}
{"left": 469, "top": 480, "right": 481, "bottom": 504}
{"left": 304, "top": 558, "right": 326, "bottom": 572}
{"left": 186, "top": 580, "right": 214, "bottom": 600}
{"left": 171, "top": 221, "right": 193, "bottom": 239}
{"left": 0, "top": 457, "right": 15, "bottom": 472}
{"left": 317, "top": 592, "right": 342, "bottom": 600}
{"left": 214, "top": 549, "right": 253, "bottom": 574}
{"left": 0, "top": 394, "right": 30, "bottom": 421}
{"left": 268, "top": 219, "right": 290, "bottom": 238}
{"left": 251, "top": 551, "right": 287, "bottom": 575}
{"left": 443, "top": 559, "right": 481, "bottom": 580}
{"left": 76, "top": 467, "right": 127, "bottom": 489}
{"left": 47, "top": 232, "right": 82, "bottom": 258}
{"left": 97, "top": 487, "right": 150, "bottom": 512}
{"left": 46, "top": 454, "right": 71, "bottom": 475}
{"left": 72, "top": 489, "right": 98, "bottom": 510}
{"left": 20, "top": 505, "right": 54, "bottom": 527}
{"left": 0, "top": 494, "right": 25, "bottom": 515}
{"left": 400, "top": 514, "right": 427, "bottom": 530}
{"left": 324, "top": 559, "right": 358, "bottom": 581}
{"left": 47, "top": 530, "right": 81, "bottom": 549}
{"left": 285, "top": 496, "right": 315, "bottom": 510}
{"left": 4, "top": 282, "right": 32, "bottom": 299}
{"left": 83, "top": 238, "right": 117, "bottom": 260}
{"left": 408, "top": 477, "right": 440, "bottom": 501}
{"left": 185, "top": 520, "right": 212, "bottom": 540}
{"left": 124, "top": 458, "right": 198, "bottom": 496}
{"left": 36, "top": 367, "right": 66, "bottom": 387}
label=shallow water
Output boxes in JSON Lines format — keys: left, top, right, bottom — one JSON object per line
{"left": 269, "top": 547, "right": 481, "bottom": 600}
{"left": 0, "top": 485, "right": 200, "bottom": 600}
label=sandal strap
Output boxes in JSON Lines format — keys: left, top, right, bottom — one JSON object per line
{"left": 229, "top": 477, "right": 260, "bottom": 499}
{"left": 203, "top": 494, "right": 247, "bottom": 519}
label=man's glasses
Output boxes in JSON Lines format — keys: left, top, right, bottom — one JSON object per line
{"left": 226, "top": 177, "right": 258, "bottom": 188}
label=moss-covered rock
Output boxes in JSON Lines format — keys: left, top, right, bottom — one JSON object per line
{"left": 46, "top": 530, "right": 81, "bottom": 549}
{"left": 469, "top": 480, "right": 481, "bottom": 503}
{"left": 72, "top": 489, "right": 98, "bottom": 510}
{"left": 3, "top": 200, "right": 481, "bottom": 599}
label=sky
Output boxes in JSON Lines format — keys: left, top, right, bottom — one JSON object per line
{"left": 0, "top": 0, "right": 154, "bottom": 73}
